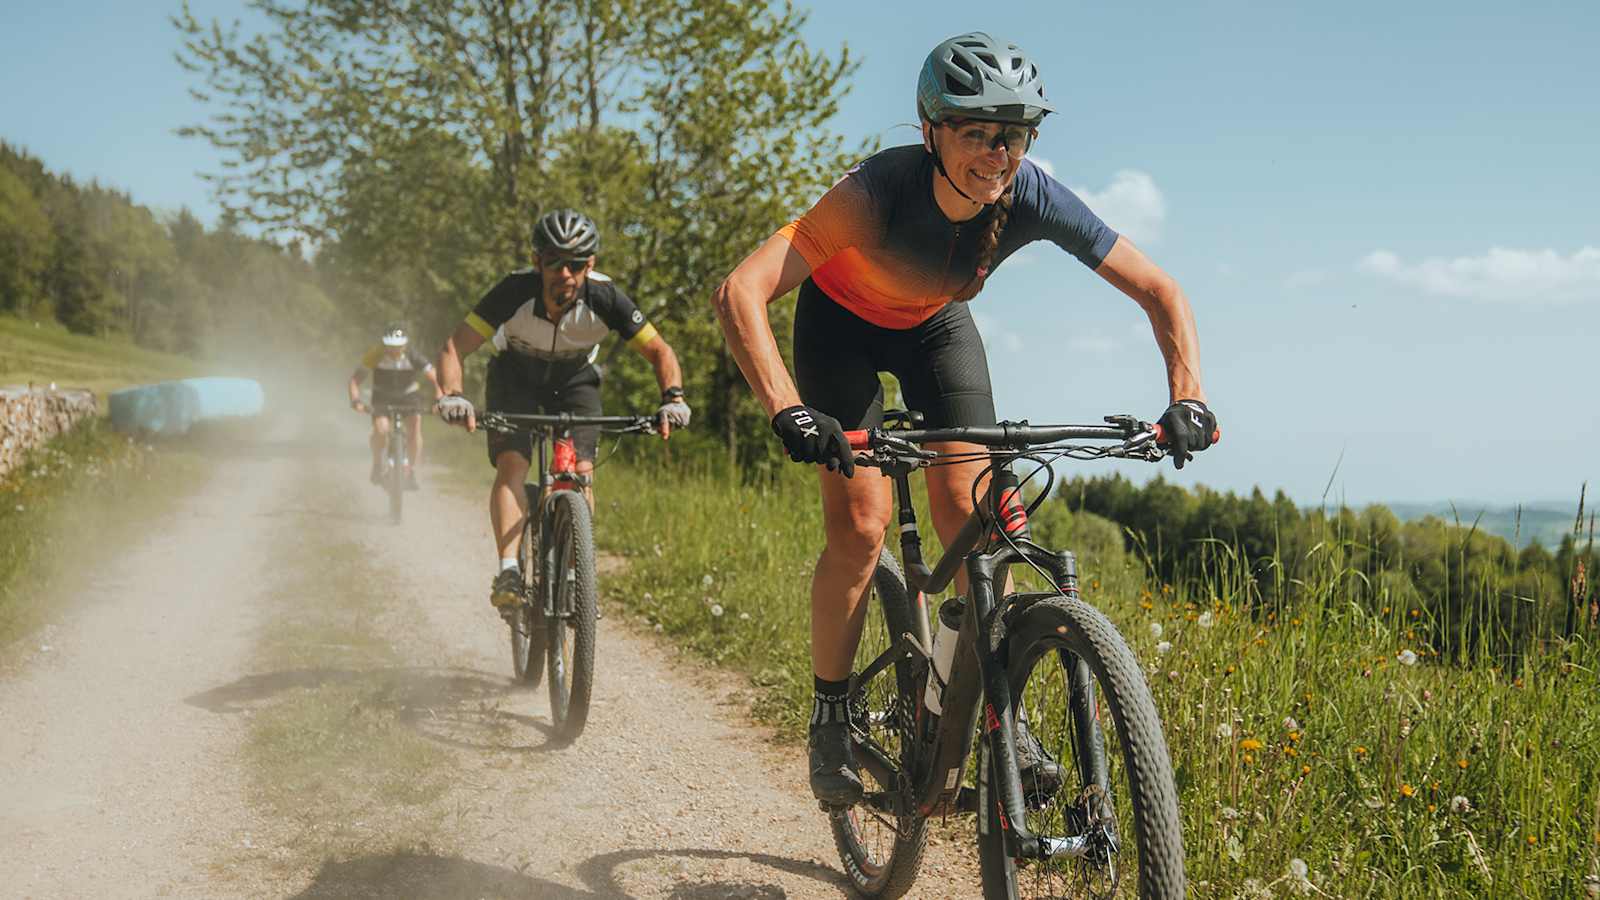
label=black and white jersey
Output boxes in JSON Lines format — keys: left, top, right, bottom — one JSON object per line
{"left": 465, "top": 269, "right": 657, "bottom": 388}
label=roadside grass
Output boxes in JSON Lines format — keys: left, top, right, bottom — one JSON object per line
{"left": 0, "top": 419, "right": 209, "bottom": 655}
{"left": 0, "top": 314, "right": 203, "bottom": 404}
{"left": 588, "top": 453, "right": 1600, "bottom": 898}
{"left": 242, "top": 530, "right": 451, "bottom": 863}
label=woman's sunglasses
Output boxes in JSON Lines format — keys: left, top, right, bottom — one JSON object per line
{"left": 942, "top": 120, "right": 1036, "bottom": 159}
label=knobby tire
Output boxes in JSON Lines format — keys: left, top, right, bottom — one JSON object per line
{"left": 977, "top": 593, "right": 1185, "bottom": 899}
{"left": 829, "top": 549, "right": 930, "bottom": 898}
{"left": 544, "top": 490, "right": 597, "bottom": 743}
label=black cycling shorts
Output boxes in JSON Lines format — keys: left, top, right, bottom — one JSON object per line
{"left": 793, "top": 279, "right": 996, "bottom": 430}
{"left": 483, "top": 354, "right": 603, "bottom": 467}
{"left": 370, "top": 390, "right": 427, "bottom": 421}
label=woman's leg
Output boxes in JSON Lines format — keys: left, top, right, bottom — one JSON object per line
{"left": 811, "top": 466, "right": 894, "bottom": 681}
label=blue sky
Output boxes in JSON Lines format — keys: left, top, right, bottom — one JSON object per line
{"left": 4, "top": 2, "right": 1597, "bottom": 507}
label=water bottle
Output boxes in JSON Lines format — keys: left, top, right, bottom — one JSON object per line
{"left": 923, "top": 596, "right": 966, "bottom": 716}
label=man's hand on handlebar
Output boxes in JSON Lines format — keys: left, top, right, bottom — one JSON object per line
{"left": 437, "top": 393, "right": 476, "bottom": 432}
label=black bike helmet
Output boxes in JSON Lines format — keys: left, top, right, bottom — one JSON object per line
{"left": 532, "top": 208, "right": 600, "bottom": 258}
{"left": 916, "top": 32, "right": 1054, "bottom": 127}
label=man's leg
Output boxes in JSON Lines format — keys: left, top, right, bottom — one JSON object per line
{"left": 369, "top": 414, "right": 390, "bottom": 483}
{"left": 488, "top": 448, "right": 531, "bottom": 608}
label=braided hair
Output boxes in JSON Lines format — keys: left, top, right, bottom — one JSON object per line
{"left": 950, "top": 184, "right": 1014, "bottom": 303}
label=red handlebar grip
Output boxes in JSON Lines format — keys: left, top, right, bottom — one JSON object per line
{"left": 1151, "top": 424, "right": 1222, "bottom": 446}
{"left": 844, "top": 429, "right": 870, "bottom": 450}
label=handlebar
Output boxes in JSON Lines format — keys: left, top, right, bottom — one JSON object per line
{"left": 477, "top": 410, "right": 658, "bottom": 435}
{"left": 845, "top": 416, "right": 1221, "bottom": 454}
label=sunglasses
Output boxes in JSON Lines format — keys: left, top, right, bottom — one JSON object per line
{"left": 942, "top": 120, "right": 1036, "bottom": 159}
{"left": 540, "top": 256, "right": 591, "bottom": 274}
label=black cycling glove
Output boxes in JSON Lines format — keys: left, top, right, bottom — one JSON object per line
{"left": 771, "top": 405, "right": 855, "bottom": 478}
{"left": 1157, "top": 399, "right": 1218, "bottom": 470}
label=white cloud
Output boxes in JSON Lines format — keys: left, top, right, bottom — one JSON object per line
{"left": 1071, "top": 170, "right": 1166, "bottom": 245}
{"left": 1359, "top": 246, "right": 1600, "bottom": 302}
{"left": 1026, "top": 155, "right": 1056, "bottom": 178}
{"left": 972, "top": 313, "right": 1024, "bottom": 354}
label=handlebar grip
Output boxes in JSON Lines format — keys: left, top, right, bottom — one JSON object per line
{"left": 844, "top": 429, "right": 870, "bottom": 450}
{"left": 1151, "top": 424, "right": 1222, "bottom": 446}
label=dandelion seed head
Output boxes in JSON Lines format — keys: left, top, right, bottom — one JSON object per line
{"left": 1149, "top": 622, "right": 1164, "bottom": 639}
{"left": 1216, "top": 722, "right": 1233, "bottom": 740}
{"left": 701, "top": 573, "right": 714, "bottom": 588}
{"left": 1156, "top": 641, "right": 1172, "bottom": 655}
{"left": 709, "top": 603, "right": 724, "bottom": 617}
{"left": 1197, "top": 611, "right": 1215, "bottom": 629}
{"left": 1397, "top": 649, "right": 1418, "bottom": 666}
{"left": 1288, "top": 857, "right": 1309, "bottom": 879}
{"left": 1282, "top": 716, "right": 1300, "bottom": 732}
{"left": 1449, "top": 795, "right": 1471, "bottom": 814}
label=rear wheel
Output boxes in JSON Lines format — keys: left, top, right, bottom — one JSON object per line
{"left": 828, "top": 549, "right": 930, "bottom": 898}
{"left": 544, "top": 490, "right": 597, "bottom": 742}
{"left": 511, "top": 489, "right": 546, "bottom": 687}
{"left": 977, "top": 593, "right": 1185, "bottom": 899}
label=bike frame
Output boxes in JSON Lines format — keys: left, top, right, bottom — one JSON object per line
{"left": 848, "top": 421, "right": 1141, "bottom": 862}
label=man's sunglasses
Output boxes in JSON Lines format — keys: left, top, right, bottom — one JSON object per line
{"left": 942, "top": 120, "right": 1036, "bottom": 159}
{"left": 540, "top": 256, "right": 591, "bottom": 274}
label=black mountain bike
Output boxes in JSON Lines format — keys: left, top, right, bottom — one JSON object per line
{"left": 478, "top": 410, "right": 657, "bottom": 742}
{"left": 829, "top": 412, "right": 1201, "bottom": 899}
{"left": 370, "top": 402, "right": 425, "bottom": 524}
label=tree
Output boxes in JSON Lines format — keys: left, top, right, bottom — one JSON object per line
{"left": 176, "top": 0, "right": 858, "bottom": 462}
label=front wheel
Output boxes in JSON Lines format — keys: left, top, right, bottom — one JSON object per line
{"left": 544, "top": 490, "right": 597, "bottom": 742}
{"left": 978, "top": 593, "right": 1185, "bottom": 899}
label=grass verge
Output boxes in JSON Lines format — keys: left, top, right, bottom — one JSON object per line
{"left": 588, "top": 453, "right": 1600, "bottom": 899}
{"left": 0, "top": 418, "right": 210, "bottom": 655}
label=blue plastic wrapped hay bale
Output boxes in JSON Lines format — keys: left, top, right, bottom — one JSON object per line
{"left": 109, "top": 377, "right": 264, "bottom": 436}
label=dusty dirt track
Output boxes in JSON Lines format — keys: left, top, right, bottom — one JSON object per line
{"left": 0, "top": 414, "right": 983, "bottom": 899}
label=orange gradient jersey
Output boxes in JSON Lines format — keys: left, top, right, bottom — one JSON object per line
{"left": 777, "top": 145, "right": 1119, "bottom": 329}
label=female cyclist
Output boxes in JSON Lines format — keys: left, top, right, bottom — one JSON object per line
{"left": 712, "top": 32, "right": 1218, "bottom": 804}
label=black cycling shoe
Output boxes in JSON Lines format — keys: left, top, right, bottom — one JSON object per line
{"left": 808, "top": 720, "right": 864, "bottom": 807}
{"left": 1015, "top": 714, "right": 1066, "bottom": 809}
{"left": 490, "top": 567, "right": 524, "bottom": 609}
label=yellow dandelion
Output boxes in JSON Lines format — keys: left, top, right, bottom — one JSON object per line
{"left": 1399, "top": 783, "right": 1416, "bottom": 798}
{"left": 1288, "top": 731, "right": 1301, "bottom": 742}
{"left": 1458, "top": 758, "right": 1468, "bottom": 770}
{"left": 1427, "top": 803, "right": 1437, "bottom": 813}
{"left": 1225, "top": 665, "right": 1236, "bottom": 675}
{"left": 1410, "top": 608, "right": 1420, "bottom": 618}
{"left": 1291, "top": 617, "right": 1301, "bottom": 626}
{"left": 1243, "top": 753, "right": 1255, "bottom": 764}
{"left": 1140, "top": 600, "right": 1153, "bottom": 611}
{"left": 1239, "top": 738, "right": 1264, "bottom": 752}
{"left": 1301, "top": 764, "right": 1312, "bottom": 776}
{"left": 1285, "top": 746, "right": 1298, "bottom": 758}
{"left": 1354, "top": 746, "right": 1368, "bottom": 756}
{"left": 1382, "top": 606, "right": 1391, "bottom": 614}
{"left": 1526, "top": 834, "right": 1537, "bottom": 846}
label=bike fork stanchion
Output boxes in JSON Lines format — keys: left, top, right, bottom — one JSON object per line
{"left": 968, "top": 549, "right": 1045, "bottom": 861}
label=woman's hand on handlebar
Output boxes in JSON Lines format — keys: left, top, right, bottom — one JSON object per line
{"left": 1153, "top": 399, "right": 1219, "bottom": 470}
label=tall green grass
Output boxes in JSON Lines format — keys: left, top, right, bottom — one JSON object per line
{"left": 0, "top": 314, "right": 203, "bottom": 405}
{"left": 589, "top": 453, "right": 1600, "bottom": 898}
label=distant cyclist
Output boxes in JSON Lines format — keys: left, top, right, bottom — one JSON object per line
{"left": 349, "top": 321, "right": 442, "bottom": 490}
{"left": 712, "top": 33, "right": 1218, "bottom": 804}
{"left": 436, "top": 208, "right": 691, "bottom": 609}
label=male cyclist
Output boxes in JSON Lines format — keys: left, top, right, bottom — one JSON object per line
{"left": 349, "top": 322, "right": 441, "bottom": 489}
{"left": 436, "top": 208, "right": 691, "bottom": 610}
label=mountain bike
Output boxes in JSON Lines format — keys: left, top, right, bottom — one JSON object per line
{"left": 830, "top": 412, "right": 1207, "bottom": 899}
{"left": 478, "top": 410, "right": 657, "bottom": 742}
{"left": 369, "top": 402, "right": 426, "bottom": 524}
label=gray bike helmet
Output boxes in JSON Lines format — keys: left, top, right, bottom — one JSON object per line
{"left": 916, "top": 33, "right": 1055, "bottom": 127}
{"left": 533, "top": 208, "right": 600, "bottom": 258}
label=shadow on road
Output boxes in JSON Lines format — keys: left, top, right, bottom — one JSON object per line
{"left": 287, "top": 847, "right": 843, "bottom": 899}
{"left": 185, "top": 665, "right": 565, "bottom": 752}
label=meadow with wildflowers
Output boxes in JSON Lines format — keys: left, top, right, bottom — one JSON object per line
{"left": 594, "top": 451, "right": 1600, "bottom": 898}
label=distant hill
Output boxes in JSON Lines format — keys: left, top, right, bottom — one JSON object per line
{"left": 1386, "top": 499, "right": 1591, "bottom": 549}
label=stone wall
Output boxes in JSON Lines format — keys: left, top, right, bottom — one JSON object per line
{"left": 0, "top": 386, "right": 98, "bottom": 480}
